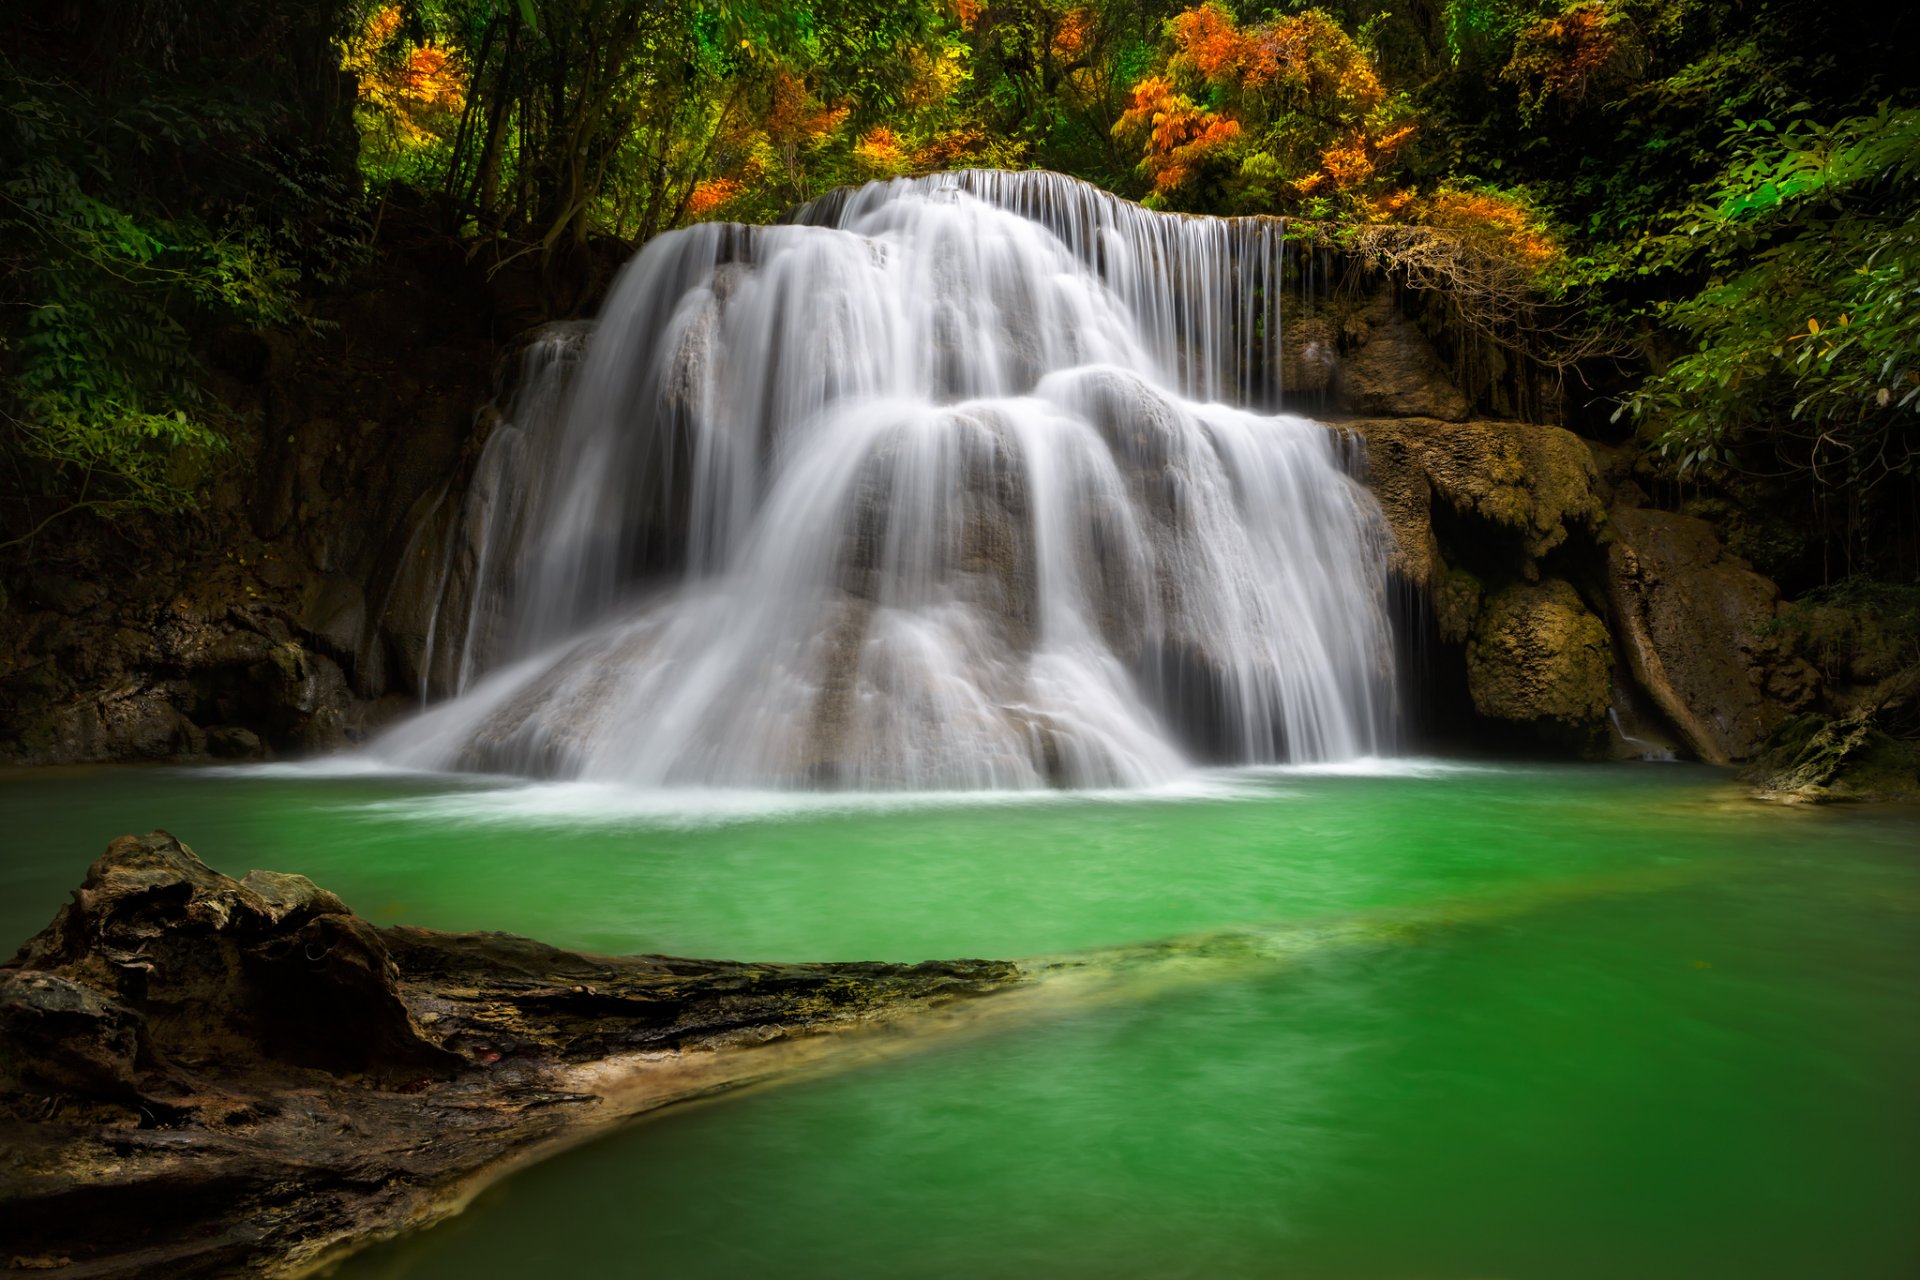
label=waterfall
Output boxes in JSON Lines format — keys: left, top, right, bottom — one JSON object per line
{"left": 374, "top": 170, "right": 1397, "bottom": 789}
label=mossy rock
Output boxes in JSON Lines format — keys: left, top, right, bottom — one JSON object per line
{"left": 1744, "top": 710, "right": 1920, "bottom": 803}
{"left": 1466, "top": 578, "right": 1612, "bottom": 753}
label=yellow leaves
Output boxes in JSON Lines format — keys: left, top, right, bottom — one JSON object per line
{"left": 853, "top": 126, "right": 911, "bottom": 176}
{"left": 342, "top": 5, "right": 464, "bottom": 149}
{"left": 903, "top": 43, "right": 970, "bottom": 109}
{"left": 1421, "top": 187, "right": 1563, "bottom": 269}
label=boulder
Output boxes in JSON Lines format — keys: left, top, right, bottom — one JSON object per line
{"left": 1465, "top": 578, "right": 1612, "bottom": 750}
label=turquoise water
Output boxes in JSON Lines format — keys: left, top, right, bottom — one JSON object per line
{"left": 3, "top": 762, "right": 1915, "bottom": 1277}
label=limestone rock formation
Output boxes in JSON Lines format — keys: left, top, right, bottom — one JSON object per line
{"left": 0, "top": 833, "right": 1020, "bottom": 1278}
{"left": 1466, "top": 579, "right": 1612, "bottom": 749}
{"left": 1606, "top": 506, "right": 1816, "bottom": 764}
{"left": 1348, "top": 417, "right": 1606, "bottom": 587}
{"left": 1329, "top": 284, "right": 1471, "bottom": 421}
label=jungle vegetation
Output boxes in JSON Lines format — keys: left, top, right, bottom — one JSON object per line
{"left": 1, "top": 0, "right": 1915, "bottom": 586}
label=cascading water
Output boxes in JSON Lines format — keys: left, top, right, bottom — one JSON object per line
{"left": 375, "top": 170, "right": 1397, "bottom": 789}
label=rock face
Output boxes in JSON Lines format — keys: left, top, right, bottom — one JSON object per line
{"left": 1328, "top": 284, "right": 1472, "bottom": 421}
{"left": 1349, "top": 417, "right": 1605, "bottom": 589}
{"left": 1345, "top": 417, "right": 1835, "bottom": 762}
{"left": 0, "top": 833, "right": 1020, "bottom": 1278}
{"left": 0, "top": 211, "right": 582, "bottom": 766}
{"left": 1606, "top": 506, "right": 1816, "bottom": 764}
{"left": 1466, "top": 580, "right": 1612, "bottom": 750}
{"left": 1346, "top": 416, "right": 1618, "bottom": 751}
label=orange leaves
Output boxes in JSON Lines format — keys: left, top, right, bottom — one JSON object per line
{"left": 1052, "top": 7, "right": 1091, "bottom": 60}
{"left": 688, "top": 178, "right": 744, "bottom": 219}
{"left": 913, "top": 125, "right": 989, "bottom": 170}
{"left": 954, "top": 0, "right": 982, "bottom": 30}
{"left": 853, "top": 126, "right": 910, "bottom": 175}
{"left": 1504, "top": 1, "right": 1626, "bottom": 109}
{"left": 1422, "top": 188, "right": 1562, "bottom": 268}
{"left": 1122, "top": 5, "right": 1412, "bottom": 211}
{"left": 1167, "top": 3, "right": 1251, "bottom": 84}
{"left": 359, "top": 5, "right": 402, "bottom": 51}
{"left": 401, "top": 45, "right": 464, "bottom": 112}
{"left": 1316, "top": 133, "right": 1375, "bottom": 189}
{"left": 1162, "top": 5, "right": 1381, "bottom": 113}
{"left": 764, "top": 69, "right": 847, "bottom": 147}
{"left": 341, "top": 6, "right": 465, "bottom": 149}
{"left": 1114, "top": 76, "right": 1241, "bottom": 194}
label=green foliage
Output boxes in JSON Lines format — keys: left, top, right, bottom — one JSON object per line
{"left": 1624, "top": 105, "right": 1920, "bottom": 485}
{"left": 1, "top": 2, "right": 366, "bottom": 541}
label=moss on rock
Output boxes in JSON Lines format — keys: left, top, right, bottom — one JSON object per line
{"left": 1466, "top": 578, "right": 1612, "bottom": 752}
{"left": 1350, "top": 418, "right": 1605, "bottom": 587}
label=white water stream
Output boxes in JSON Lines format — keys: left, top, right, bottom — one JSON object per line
{"left": 375, "top": 171, "right": 1396, "bottom": 788}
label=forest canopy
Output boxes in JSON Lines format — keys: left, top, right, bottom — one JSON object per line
{"left": 1, "top": 0, "right": 1915, "bottom": 581}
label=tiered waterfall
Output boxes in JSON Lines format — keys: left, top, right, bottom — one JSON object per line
{"left": 374, "top": 171, "right": 1398, "bottom": 788}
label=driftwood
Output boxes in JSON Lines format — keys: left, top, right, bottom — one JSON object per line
{"left": 0, "top": 833, "right": 1020, "bottom": 1278}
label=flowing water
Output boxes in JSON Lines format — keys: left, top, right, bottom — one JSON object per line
{"left": 8, "top": 175, "right": 1914, "bottom": 1274}
{"left": 377, "top": 172, "right": 1390, "bottom": 788}
{"left": 3, "top": 765, "right": 1916, "bottom": 1278}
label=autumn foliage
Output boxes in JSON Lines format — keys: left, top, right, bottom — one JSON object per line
{"left": 1421, "top": 188, "right": 1562, "bottom": 269}
{"left": 1503, "top": 1, "right": 1632, "bottom": 111}
{"left": 343, "top": 6, "right": 464, "bottom": 150}
{"left": 1114, "top": 4, "right": 1414, "bottom": 218}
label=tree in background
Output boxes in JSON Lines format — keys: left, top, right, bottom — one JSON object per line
{"left": 1, "top": 0, "right": 362, "bottom": 542}
{"left": 3, "top": 0, "right": 1913, "bottom": 581}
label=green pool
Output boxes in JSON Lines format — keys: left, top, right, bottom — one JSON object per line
{"left": 3, "top": 761, "right": 1915, "bottom": 1278}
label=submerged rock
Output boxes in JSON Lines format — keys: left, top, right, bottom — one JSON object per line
{"left": 0, "top": 833, "right": 1020, "bottom": 1278}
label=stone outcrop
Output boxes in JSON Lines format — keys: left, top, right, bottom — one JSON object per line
{"left": 1343, "top": 416, "right": 1839, "bottom": 763}
{"left": 1606, "top": 506, "right": 1817, "bottom": 764}
{"left": 1328, "top": 284, "right": 1471, "bottom": 421}
{"left": 0, "top": 214, "right": 528, "bottom": 765}
{"left": 1466, "top": 579, "right": 1612, "bottom": 750}
{"left": 1348, "top": 417, "right": 1605, "bottom": 589}
{"left": 1345, "top": 416, "right": 1615, "bottom": 749}
{"left": 0, "top": 833, "right": 1020, "bottom": 1278}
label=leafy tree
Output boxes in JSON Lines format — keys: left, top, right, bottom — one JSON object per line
{"left": 1, "top": 0, "right": 363, "bottom": 544}
{"left": 1626, "top": 105, "right": 1920, "bottom": 489}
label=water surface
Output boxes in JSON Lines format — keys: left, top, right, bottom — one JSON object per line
{"left": 2, "top": 762, "right": 1914, "bottom": 1278}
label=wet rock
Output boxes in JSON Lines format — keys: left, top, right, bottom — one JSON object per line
{"left": 1351, "top": 418, "right": 1605, "bottom": 587}
{"left": 0, "top": 833, "right": 1021, "bottom": 1278}
{"left": 1607, "top": 507, "right": 1815, "bottom": 763}
{"left": 1330, "top": 285, "right": 1470, "bottom": 421}
{"left": 1430, "top": 566, "right": 1483, "bottom": 646}
{"left": 206, "top": 725, "right": 264, "bottom": 758}
{"left": 1742, "top": 707, "right": 1920, "bottom": 803}
{"left": 1466, "top": 578, "right": 1612, "bottom": 752}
